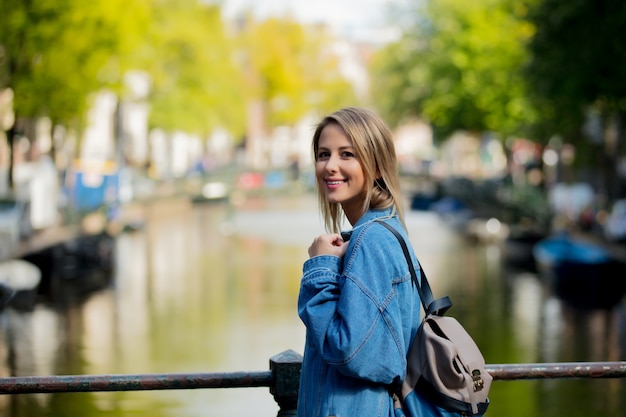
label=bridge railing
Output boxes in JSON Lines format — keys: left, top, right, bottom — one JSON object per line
{"left": 0, "top": 350, "right": 624, "bottom": 416}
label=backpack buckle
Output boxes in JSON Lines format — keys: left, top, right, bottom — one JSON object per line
{"left": 472, "top": 369, "right": 484, "bottom": 392}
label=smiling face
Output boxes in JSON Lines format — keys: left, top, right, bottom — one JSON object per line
{"left": 315, "top": 123, "right": 367, "bottom": 224}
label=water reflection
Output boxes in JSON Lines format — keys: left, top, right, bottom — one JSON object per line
{"left": 0, "top": 195, "right": 623, "bottom": 416}
{"left": 509, "top": 272, "right": 544, "bottom": 362}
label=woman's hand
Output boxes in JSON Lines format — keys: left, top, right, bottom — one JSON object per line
{"left": 308, "top": 234, "right": 347, "bottom": 258}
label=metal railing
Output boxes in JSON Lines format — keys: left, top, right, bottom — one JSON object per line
{"left": 0, "top": 350, "right": 624, "bottom": 416}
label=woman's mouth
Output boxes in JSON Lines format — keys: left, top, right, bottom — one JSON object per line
{"left": 325, "top": 179, "right": 346, "bottom": 189}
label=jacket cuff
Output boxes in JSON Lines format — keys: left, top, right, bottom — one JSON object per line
{"left": 303, "top": 255, "right": 342, "bottom": 274}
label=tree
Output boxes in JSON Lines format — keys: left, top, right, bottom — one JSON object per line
{"left": 138, "top": 1, "right": 247, "bottom": 138}
{"left": 0, "top": 1, "right": 359, "bottom": 185}
{"left": 238, "top": 16, "right": 357, "bottom": 129}
{"left": 0, "top": 0, "right": 150, "bottom": 188}
{"left": 525, "top": 0, "right": 626, "bottom": 199}
{"left": 370, "top": 0, "right": 536, "bottom": 140}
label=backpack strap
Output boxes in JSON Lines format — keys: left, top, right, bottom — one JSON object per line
{"left": 375, "top": 220, "right": 452, "bottom": 316}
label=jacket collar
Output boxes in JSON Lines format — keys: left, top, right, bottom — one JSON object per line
{"left": 340, "top": 207, "right": 395, "bottom": 242}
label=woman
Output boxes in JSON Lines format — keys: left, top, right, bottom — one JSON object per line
{"left": 297, "top": 107, "right": 423, "bottom": 416}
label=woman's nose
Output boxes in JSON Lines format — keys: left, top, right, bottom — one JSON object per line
{"left": 325, "top": 154, "right": 339, "bottom": 172}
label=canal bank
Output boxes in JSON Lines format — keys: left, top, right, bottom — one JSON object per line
{"left": 0, "top": 195, "right": 189, "bottom": 311}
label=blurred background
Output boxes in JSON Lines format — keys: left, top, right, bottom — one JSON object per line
{"left": 1, "top": 0, "right": 626, "bottom": 416}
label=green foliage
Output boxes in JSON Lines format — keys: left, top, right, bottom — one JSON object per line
{"left": 138, "top": 1, "right": 247, "bottom": 136}
{"left": 240, "top": 16, "right": 357, "bottom": 127}
{"left": 524, "top": 0, "right": 626, "bottom": 202}
{"left": 525, "top": 0, "right": 626, "bottom": 142}
{"left": 0, "top": 0, "right": 357, "bottom": 141}
{"left": 0, "top": 0, "right": 150, "bottom": 127}
{"left": 370, "top": 0, "right": 537, "bottom": 140}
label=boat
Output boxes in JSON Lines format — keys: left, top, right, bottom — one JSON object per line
{"left": 501, "top": 227, "right": 546, "bottom": 270}
{"left": 0, "top": 196, "right": 31, "bottom": 260}
{"left": 532, "top": 233, "right": 626, "bottom": 309}
{"left": 409, "top": 192, "right": 439, "bottom": 211}
{"left": 191, "top": 180, "right": 231, "bottom": 203}
{"left": 0, "top": 259, "right": 41, "bottom": 310}
{"left": 464, "top": 217, "right": 510, "bottom": 243}
{"left": 21, "top": 229, "right": 115, "bottom": 304}
{"left": 430, "top": 197, "right": 475, "bottom": 233}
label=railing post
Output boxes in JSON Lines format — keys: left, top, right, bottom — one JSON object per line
{"left": 270, "top": 349, "right": 303, "bottom": 417}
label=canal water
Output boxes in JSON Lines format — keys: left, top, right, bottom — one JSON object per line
{"left": 0, "top": 193, "right": 625, "bottom": 417}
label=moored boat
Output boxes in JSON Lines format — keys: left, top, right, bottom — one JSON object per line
{"left": 502, "top": 228, "right": 545, "bottom": 270}
{"left": 0, "top": 259, "right": 41, "bottom": 310}
{"left": 532, "top": 233, "right": 626, "bottom": 309}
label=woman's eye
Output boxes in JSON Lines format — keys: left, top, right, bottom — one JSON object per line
{"left": 316, "top": 150, "right": 355, "bottom": 159}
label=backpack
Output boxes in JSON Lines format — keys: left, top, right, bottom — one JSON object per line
{"left": 376, "top": 220, "right": 492, "bottom": 416}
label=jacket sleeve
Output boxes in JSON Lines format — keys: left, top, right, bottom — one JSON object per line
{"left": 298, "top": 228, "right": 409, "bottom": 384}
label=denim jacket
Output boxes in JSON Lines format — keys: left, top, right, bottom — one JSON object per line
{"left": 297, "top": 208, "right": 421, "bottom": 417}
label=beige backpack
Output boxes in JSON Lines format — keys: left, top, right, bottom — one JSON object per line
{"left": 376, "top": 220, "right": 492, "bottom": 416}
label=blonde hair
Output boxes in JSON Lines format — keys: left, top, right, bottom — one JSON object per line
{"left": 312, "top": 107, "right": 405, "bottom": 233}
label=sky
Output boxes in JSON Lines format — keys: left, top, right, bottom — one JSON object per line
{"left": 216, "top": 0, "right": 408, "bottom": 43}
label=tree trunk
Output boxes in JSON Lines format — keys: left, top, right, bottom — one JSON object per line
{"left": 6, "top": 125, "right": 15, "bottom": 192}
{"left": 616, "top": 110, "right": 626, "bottom": 199}
{"left": 601, "top": 110, "right": 624, "bottom": 204}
